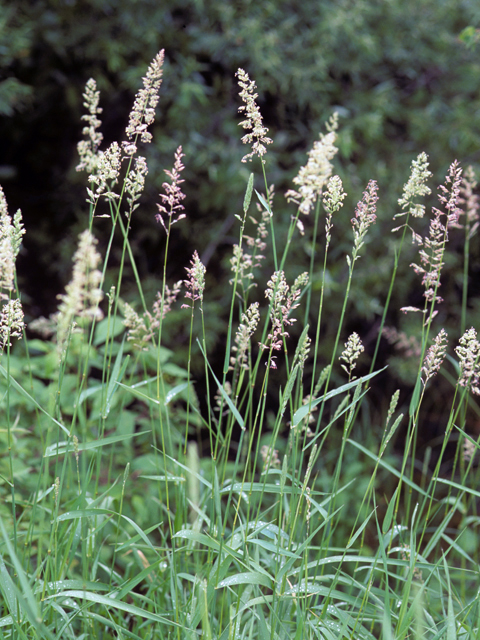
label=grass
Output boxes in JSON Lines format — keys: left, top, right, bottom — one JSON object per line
{"left": 0, "top": 51, "right": 480, "bottom": 640}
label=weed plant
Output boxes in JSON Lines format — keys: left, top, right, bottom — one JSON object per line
{"left": 1, "top": 51, "right": 480, "bottom": 639}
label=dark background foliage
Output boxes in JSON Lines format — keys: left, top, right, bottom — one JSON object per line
{"left": 1, "top": 0, "right": 480, "bottom": 440}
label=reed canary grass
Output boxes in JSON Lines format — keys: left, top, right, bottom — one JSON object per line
{"left": 285, "top": 112, "right": 339, "bottom": 217}
{"left": 76, "top": 78, "right": 103, "bottom": 174}
{"left": 456, "top": 327, "right": 480, "bottom": 395}
{"left": 0, "top": 186, "right": 25, "bottom": 298}
{"left": 3, "top": 51, "right": 479, "bottom": 640}
{"left": 340, "top": 331, "right": 364, "bottom": 380}
{"left": 125, "top": 49, "right": 164, "bottom": 146}
{"left": 0, "top": 298, "right": 24, "bottom": 351}
{"left": 236, "top": 68, "right": 272, "bottom": 163}
{"left": 155, "top": 145, "right": 186, "bottom": 233}
{"left": 421, "top": 327, "right": 448, "bottom": 386}
{"left": 56, "top": 229, "right": 103, "bottom": 356}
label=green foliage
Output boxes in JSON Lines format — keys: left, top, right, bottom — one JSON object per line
{"left": 459, "top": 25, "right": 480, "bottom": 50}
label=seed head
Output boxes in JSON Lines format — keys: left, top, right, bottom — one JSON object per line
{"left": 125, "top": 156, "right": 148, "bottom": 214}
{"left": 182, "top": 251, "right": 206, "bottom": 309}
{"left": 260, "top": 445, "right": 280, "bottom": 470}
{"left": 421, "top": 328, "right": 448, "bottom": 386}
{"left": 0, "top": 298, "right": 25, "bottom": 350}
{"left": 236, "top": 68, "right": 272, "bottom": 164}
{"left": 286, "top": 113, "right": 339, "bottom": 217}
{"left": 123, "top": 302, "right": 150, "bottom": 351}
{"left": 230, "top": 302, "right": 260, "bottom": 370}
{"left": 152, "top": 281, "right": 182, "bottom": 321}
{"left": 123, "top": 282, "right": 182, "bottom": 351}
{"left": 382, "top": 326, "right": 421, "bottom": 359}
{"left": 87, "top": 141, "right": 122, "bottom": 204}
{"left": 56, "top": 230, "right": 104, "bottom": 357}
{"left": 260, "top": 270, "right": 308, "bottom": 367}
{"left": 409, "top": 162, "right": 462, "bottom": 309}
{"left": 455, "top": 327, "right": 480, "bottom": 395}
{"left": 458, "top": 165, "right": 479, "bottom": 240}
{"left": 155, "top": 146, "right": 186, "bottom": 233}
{"left": 126, "top": 50, "right": 165, "bottom": 144}
{"left": 0, "top": 186, "right": 25, "bottom": 299}
{"left": 322, "top": 175, "right": 347, "bottom": 245}
{"left": 76, "top": 78, "right": 103, "bottom": 174}
{"left": 351, "top": 180, "right": 378, "bottom": 260}
{"left": 293, "top": 328, "right": 312, "bottom": 371}
{"left": 340, "top": 332, "right": 364, "bottom": 379}
{"left": 463, "top": 438, "right": 476, "bottom": 462}
{"left": 397, "top": 152, "right": 432, "bottom": 219}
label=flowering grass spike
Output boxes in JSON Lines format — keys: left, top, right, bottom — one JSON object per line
{"left": 455, "top": 327, "right": 480, "bottom": 395}
{"left": 230, "top": 302, "right": 260, "bottom": 370}
{"left": 123, "top": 282, "right": 182, "bottom": 350}
{"left": 260, "top": 270, "right": 308, "bottom": 368}
{"left": 125, "top": 50, "right": 165, "bottom": 151}
{"left": 236, "top": 68, "right": 272, "bottom": 163}
{"left": 156, "top": 146, "right": 186, "bottom": 233}
{"left": 56, "top": 229, "right": 104, "bottom": 356}
{"left": 350, "top": 180, "right": 378, "bottom": 261}
{"left": 0, "top": 298, "right": 25, "bottom": 351}
{"left": 286, "top": 113, "right": 339, "bottom": 217}
{"left": 409, "top": 162, "right": 462, "bottom": 308}
{"left": 459, "top": 166, "right": 479, "bottom": 239}
{"left": 397, "top": 152, "right": 432, "bottom": 219}
{"left": 322, "top": 175, "right": 347, "bottom": 246}
{"left": 340, "top": 332, "right": 364, "bottom": 379}
{"left": 182, "top": 251, "right": 206, "bottom": 309}
{"left": 76, "top": 78, "right": 103, "bottom": 174}
{"left": 421, "top": 328, "right": 448, "bottom": 386}
{"left": 87, "top": 141, "right": 122, "bottom": 205}
{"left": 0, "top": 186, "right": 25, "bottom": 298}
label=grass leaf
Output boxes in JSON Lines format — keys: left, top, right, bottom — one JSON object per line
{"left": 292, "top": 366, "right": 387, "bottom": 428}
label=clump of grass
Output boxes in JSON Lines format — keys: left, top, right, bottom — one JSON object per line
{"left": 0, "top": 50, "right": 479, "bottom": 640}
